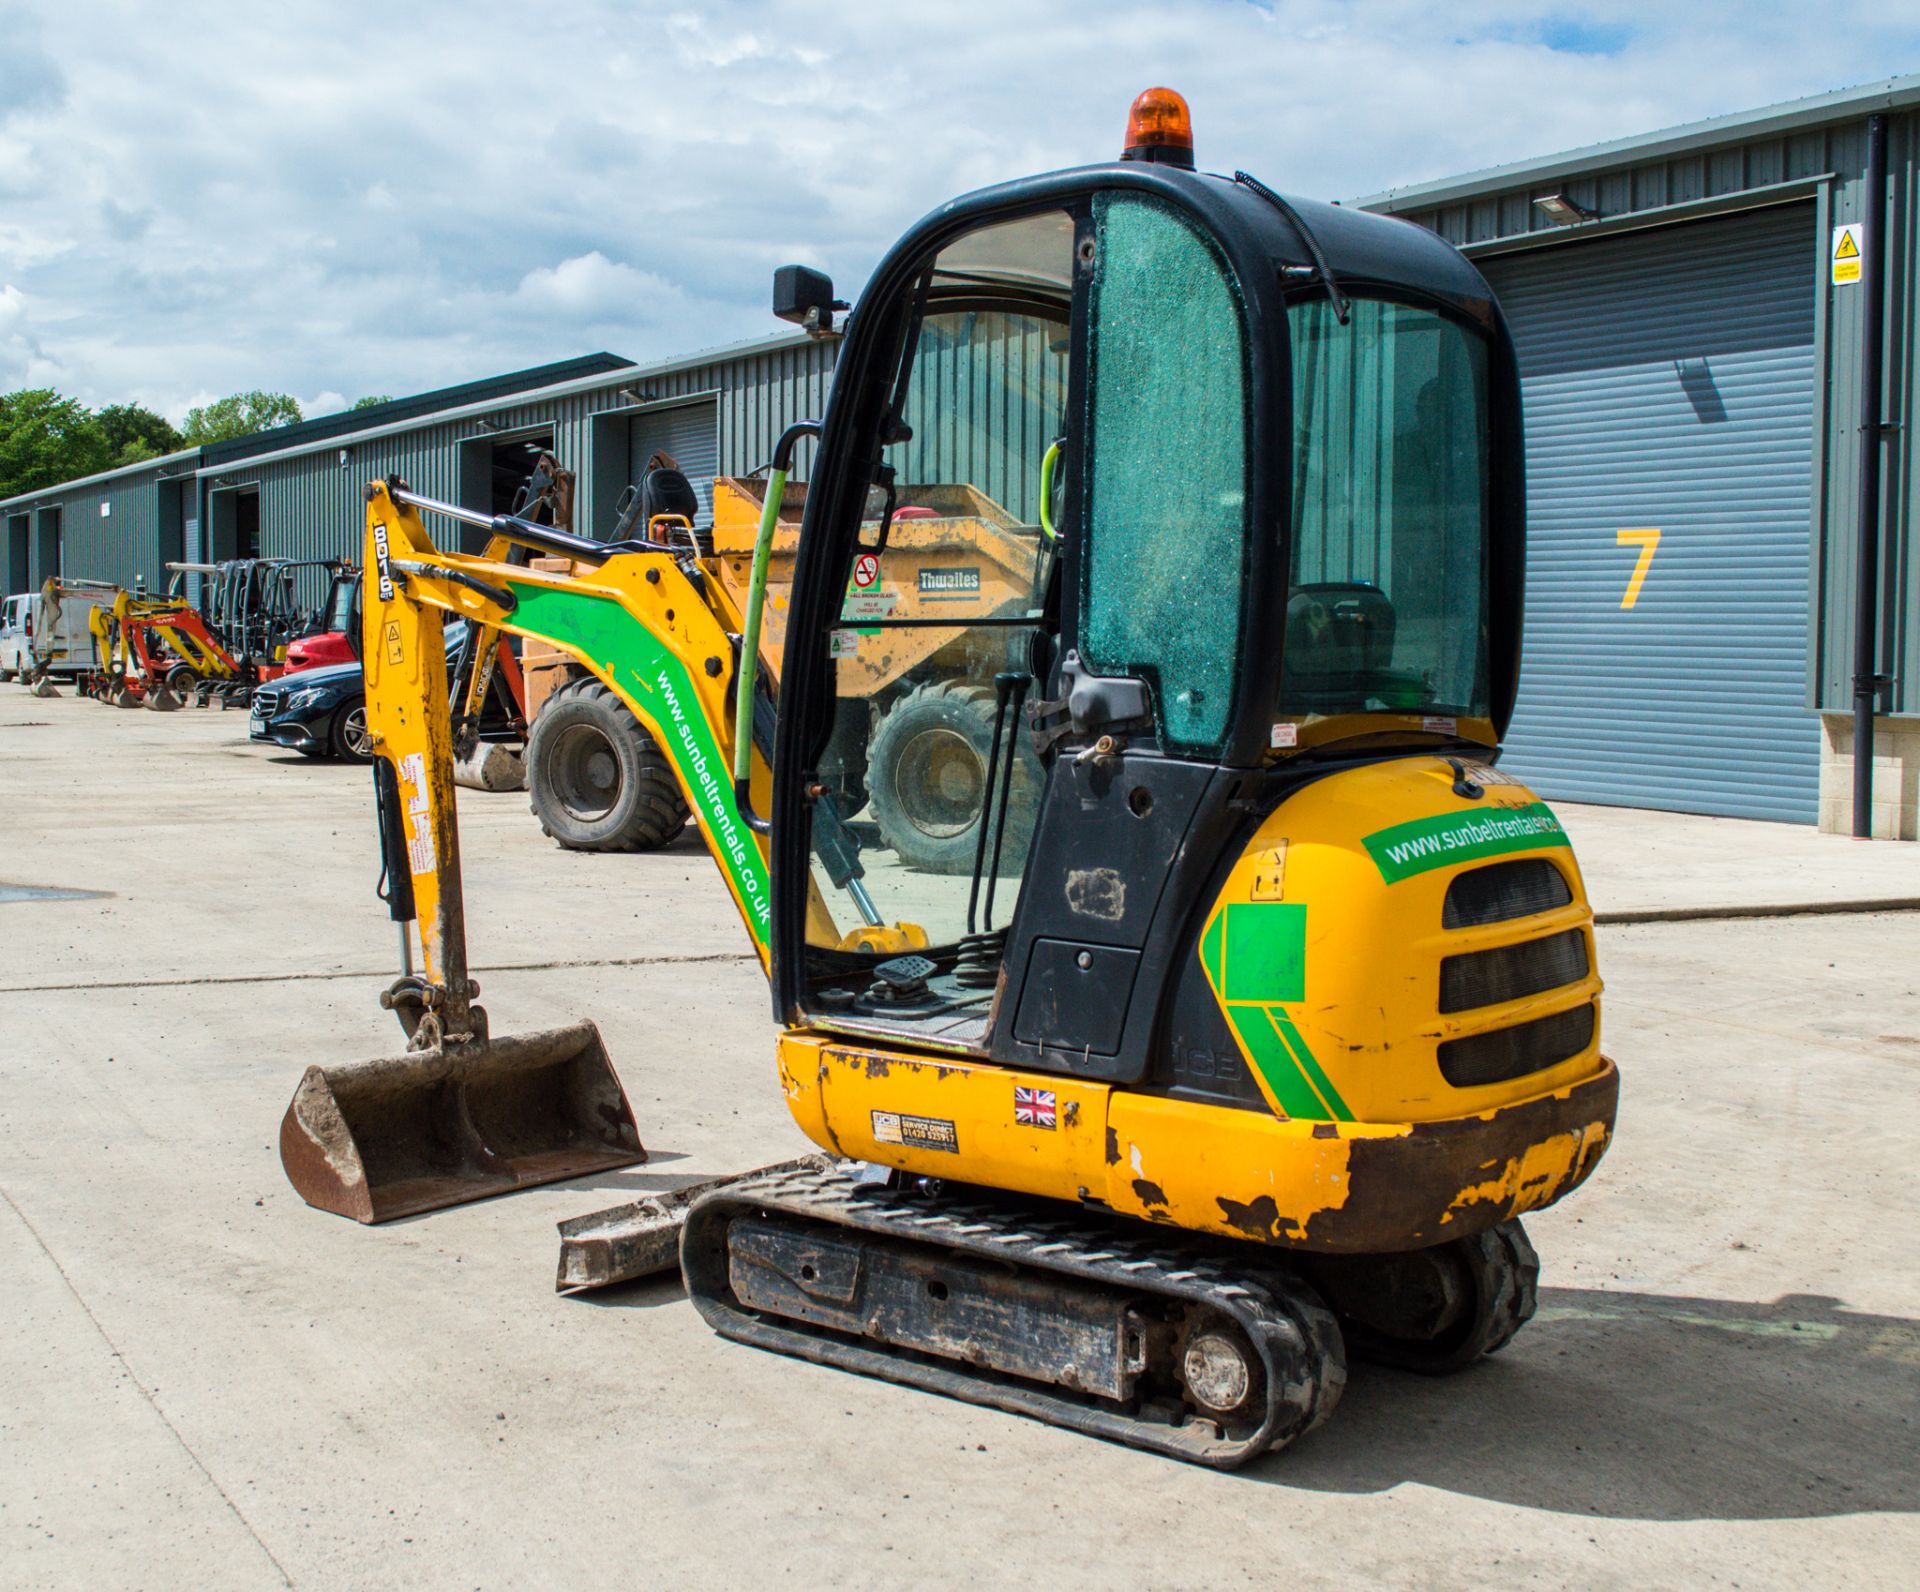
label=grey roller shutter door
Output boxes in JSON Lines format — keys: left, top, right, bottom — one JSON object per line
{"left": 630, "top": 400, "right": 719, "bottom": 526}
{"left": 1479, "top": 204, "right": 1819, "bottom": 823}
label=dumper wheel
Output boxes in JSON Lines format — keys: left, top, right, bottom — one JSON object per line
{"left": 868, "top": 680, "right": 1039, "bottom": 874}
{"left": 527, "top": 678, "right": 689, "bottom": 851}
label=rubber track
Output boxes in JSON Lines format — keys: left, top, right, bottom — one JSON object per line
{"left": 681, "top": 1163, "right": 1347, "bottom": 1468}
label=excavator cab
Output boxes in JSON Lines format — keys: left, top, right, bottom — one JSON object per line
{"left": 766, "top": 97, "right": 1527, "bottom": 1078}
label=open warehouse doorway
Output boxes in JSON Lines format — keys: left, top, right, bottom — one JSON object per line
{"left": 459, "top": 429, "right": 559, "bottom": 551}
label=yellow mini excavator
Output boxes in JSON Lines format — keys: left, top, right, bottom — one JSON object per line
{"left": 279, "top": 89, "right": 1617, "bottom": 1467}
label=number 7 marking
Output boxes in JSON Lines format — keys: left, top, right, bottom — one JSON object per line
{"left": 1616, "top": 527, "right": 1661, "bottom": 610}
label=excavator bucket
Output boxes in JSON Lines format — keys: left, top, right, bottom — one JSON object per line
{"left": 278, "top": 1019, "right": 645, "bottom": 1223}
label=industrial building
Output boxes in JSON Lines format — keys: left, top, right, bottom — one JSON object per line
{"left": 5, "top": 74, "right": 1916, "bottom": 837}
{"left": 0, "top": 337, "right": 835, "bottom": 603}
{"left": 1360, "top": 73, "right": 1919, "bottom": 838}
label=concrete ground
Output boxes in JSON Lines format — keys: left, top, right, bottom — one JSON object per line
{"left": 2, "top": 689, "right": 1917, "bottom": 1591}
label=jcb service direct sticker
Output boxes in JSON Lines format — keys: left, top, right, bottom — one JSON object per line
{"left": 871, "top": 1110, "right": 959, "bottom": 1153}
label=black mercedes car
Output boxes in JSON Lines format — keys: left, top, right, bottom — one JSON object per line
{"left": 248, "top": 658, "right": 373, "bottom": 761}
{"left": 249, "top": 630, "right": 518, "bottom": 763}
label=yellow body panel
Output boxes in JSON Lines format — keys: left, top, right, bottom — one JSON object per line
{"left": 778, "top": 754, "right": 1616, "bottom": 1253}
{"left": 1202, "top": 755, "right": 1603, "bottom": 1126}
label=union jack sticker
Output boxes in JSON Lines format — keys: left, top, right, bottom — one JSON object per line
{"left": 1013, "top": 1086, "right": 1057, "bottom": 1130}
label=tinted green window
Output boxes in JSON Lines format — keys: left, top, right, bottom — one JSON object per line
{"left": 1081, "top": 193, "right": 1249, "bottom": 752}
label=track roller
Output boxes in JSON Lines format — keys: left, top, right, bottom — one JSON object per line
{"left": 681, "top": 1164, "right": 1345, "bottom": 1468}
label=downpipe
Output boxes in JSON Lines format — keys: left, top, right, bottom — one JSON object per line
{"left": 1852, "top": 113, "right": 1891, "bottom": 838}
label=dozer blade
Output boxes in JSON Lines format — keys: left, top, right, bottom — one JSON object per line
{"left": 555, "top": 1154, "right": 835, "bottom": 1292}
{"left": 279, "top": 1020, "right": 645, "bottom": 1224}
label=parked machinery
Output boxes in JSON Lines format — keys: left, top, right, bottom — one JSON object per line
{"left": 85, "top": 582, "right": 246, "bottom": 710}
{"left": 277, "top": 90, "right": 1618, "bottom": 1471}
{"left": 23, "top": 577, "right": 120, "bottom": 696}
{"left": 519, "top": 468, "right": 1048, "bottom": 865}
{"left": 167, "top": 557, "right": 345, "bottom": 706}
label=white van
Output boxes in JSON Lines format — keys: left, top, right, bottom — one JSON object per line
{"left": 0, "top": 593, "right": 32, "bottom": 679}
{"left": 27, "top": 585, "right": 113, "bottom": 678}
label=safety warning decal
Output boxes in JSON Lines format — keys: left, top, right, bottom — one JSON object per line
{"left": 852, "top": 552, "right": 881, "bottom": 587}
{"left": 871, "top": 1110, "right": 959, "bottom": 1153}
{"left": 1832, "top": 223, "right": 1863, "bottom": 286}
{"left": 829, "top": 628, "right": 860, "bottom": 659}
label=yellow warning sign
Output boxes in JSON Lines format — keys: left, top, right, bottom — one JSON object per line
{"left": 385, "top": 620, "right": 403, "bottom": 665}
{"left": 1832, "top": 223, "right": 1863, "bottom": 285}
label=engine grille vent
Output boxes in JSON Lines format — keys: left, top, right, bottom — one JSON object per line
{"left": 1442, "top": 858, "right": 1572, "bottom": 929}
{"left": 1439, "top": 928, "right": 1588, "bottom": 1014}
{"left": 1438, "top": 1002, "right": 1595, "bottom": 1089}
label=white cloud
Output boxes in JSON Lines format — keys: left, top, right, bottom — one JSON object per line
{"left": 0, "top": 0, "right": 1914, "bottom": 416}
{"left": 513, "top": 252, "right": 684, "bottom": 320}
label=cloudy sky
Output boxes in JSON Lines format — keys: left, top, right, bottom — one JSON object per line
{"left": 2, "top": 1, "right": 1916, "bottom": 423}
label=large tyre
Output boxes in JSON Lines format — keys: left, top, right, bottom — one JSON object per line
{"left": 526, "top": 677, "right": 689, "bottom": 851}
{"left": 330, "top": 697, "right": 374, "bottom": 763}
{"left": 867, "top": 680, "right": 1040, "bottom": 874}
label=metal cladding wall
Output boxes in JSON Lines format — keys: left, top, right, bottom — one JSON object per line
{"left": 894, "top": 311, "right": 1067, "bottom": 525}
{"left": 1481, "top": 205, "right": 1820, "bottom": 821}
{"left": 0, "top": 453, "right": 197, "bottom": 593}
{"left": 1371, "top": 98, "right": 1920, "bottom": 724}
{"left": 232, "top": 335, "right": 838, "bottom": 565}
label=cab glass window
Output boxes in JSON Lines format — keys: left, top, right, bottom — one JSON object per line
{"left": 800, "top": 210, "right": 1071, "bottom": 1003}
{"left": 1284, "top": 298, "right": 1491, "bottom": 720}
{"left": 1079, "top": 193, "right": 1250, "bottom": 753}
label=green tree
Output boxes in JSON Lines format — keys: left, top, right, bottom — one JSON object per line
{"left": 351, "top": 395, "right": 394, "bottom": 410}
{"left": 94, "top": 402, "right": 183, "bottom": 468}
{"left": 0, "top": 389, "right": 110, "bottom": 499}
{"left": 180, "top": 390, "right": 303, "bottom": 445}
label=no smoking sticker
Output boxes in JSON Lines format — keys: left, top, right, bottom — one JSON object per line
{"left": 852, "top": 552, "right": 880, "bottom": 588}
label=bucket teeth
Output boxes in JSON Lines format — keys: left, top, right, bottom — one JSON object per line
{"left": 279, "top": 1020, "right": 645, "bottom": 1223}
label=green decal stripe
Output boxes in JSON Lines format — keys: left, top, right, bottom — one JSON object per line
{"left": 507, "top": 583, "right": 770, "bottom": 946}
{"left": 1362, "top": 800, "right": 1569, "bottom": 885}
{"left": 1271, "top": 1010, "right": 1353, "bottom": 1122}
{"left": 1200, "top": 910, "right": 1224, "bottom": 989}
{"left": 1221, "top": 1004, "right": 1330, "bottom": 1121}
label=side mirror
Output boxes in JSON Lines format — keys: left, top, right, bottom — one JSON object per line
{"left": 772, "top": 264, "right": 846, "bottom": 337}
